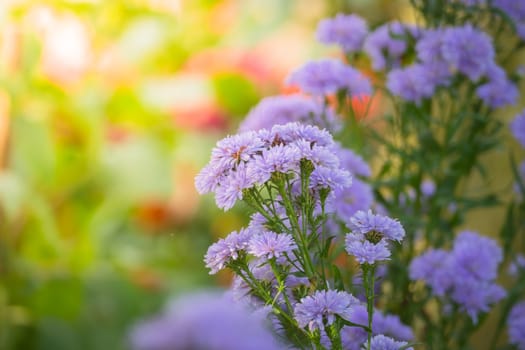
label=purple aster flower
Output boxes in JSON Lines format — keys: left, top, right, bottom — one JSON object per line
{"left": 347, "top": 210, "right": 405, "bottom": 242}
{"left": 248, "top": 231, "right": 297, "bottom": 260}
{"left": 416, "top": 28, "right": 446, "bottom": 64}
{"left": 239, "top": 94, "right": 341, "bottom": 133}
{"left": 129, "top": 292, "right": 284, "bottom": 350}
{"left": 450, "top": 278, "right": 506, "bottom": 323}
{"left": 387, "top": 64, "right": 437, "bottom": 103}
{"left": 316, "top": 13, "right": 368, "bottom": 53}
{"left": 450, "top": 230, "right": 502, "bottom": 281}
{"left": 332, "top": 179, "right": 374, "bottom": 220}
{"left": 334, "top": 144, "right": 371, "bottom": 177}
{"left": 441, "top": 25, "right": 495, "bottom": 81}
{"left": 345, "top": 236, "right": 391, "bottom": 264}
{"left": 205, "top": 228, "right": 253, "bottom": 274}
{"left": 248, "top": 144, "right": 301, "bottom": 184}
{"left": 294, "top": 289, "right": 360, "bottom": 331}
{"left": 508, "top": 301, "right": 525, "bottom": 350}
{"left": 269, "top": 122, "right": 334, "bottom": 147}
{"left": 362, "top": 334, "right": 413, "bottom": 350}
{"left": 409, "top": 249, "right": 453, "bottom": 296}
{"left": 287, "top": 59, "right": 372, "bottom": 97}
{"left": 211, "top": 131, "right": 265, "bottom": 169}
{"left": 511, "top": 109, "right": 525, "bottom": 147}
{"left": 476, "top": 77, "right": 519, "bottom": 108}
{"left": 310, "top": 165, "right": 352, "bottom": 191}
{"left": 364, "top": 22, "right": 420, "bottom": 71}
{"left": 214, "top": 163, "right": 257, "bottom": 210}
{"left": 293, "top": 140, "right": 341, "bottom": 169}
{"left": 410, "top": 231, "right": 505, "bottom": 323}
{"left": 195, "top": 162, "right": 226, "bottom": 194}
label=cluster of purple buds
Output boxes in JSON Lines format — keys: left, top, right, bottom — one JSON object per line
{"left": 410, "top": 231, "right": 506, "bottom": 322}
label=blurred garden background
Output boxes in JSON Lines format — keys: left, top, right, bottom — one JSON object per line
{"left": 0, "top": 1, "right": 409, "bottom": 349}
{"left": 1, "top": 0, "right": 521, "bottom": 349}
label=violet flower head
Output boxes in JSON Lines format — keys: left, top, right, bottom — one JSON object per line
{"left": 450, "top": 230, "right": 503, "bottom": 281}
{"left": 205, "top": 228, "right": 253, "bottom": 274}
{"left": 508, "top": 301, "right": 525, "bottom": 350}
{"left": 511, "top": 109, "right": 525, "bottom": 148}
{"left": 441, "top": 24, "right": 495, "bottom": 81}
{"left": 410, "top": 231, "right": 506, "bottom": 323}
{"left": 129, "top": 292, "right": 284, "bottom": 350}
{"left": 476, "top": 65, "right": 519, "bottom": 108}
{"left": 451, "top": 279, "right": 506, "bottom": 323}
{"left": 416, "top": 28, "right": 446, "bottom": 64}
{"left": 345, "top": 211, "right": 405, "bottom": 265}
{"left": 248, "top": 231, "right": 297, "bottom": 260}
{"left": 364, "top": 22, "right": 419, "bottom": 71}
{"left": 287, "top": 59, "right": 372, "bottom": 97}
{"left": 347, "top": 210, "right": 405, "bottom": 242}
{"left": 294, "top": 289, "right": 360, "bottom": 331}
{"left": 310, "top": 165, "right": 352, "bottom": 191}
{"left": 345, "top": 236, "right": 391, "bottom": 264}
{"left": 387, "top": 64, "right": 437, "bottom": 103}
{"left": 316, "top": 13, "right": 368, "bottom": 53}
{"left": 239, "top": 94, "right": 341, "bottom": 133}
{"left": 362, "top": 334, "right": 413, "bottom": 350}
{"left": 409, "top": 249, "right": 453, "bottom": 296}
{"left": 214, "top": 163, "right": 257, "bottom": 210}
{"left": 249, "top": 144, "right": 301, "bottom": 184}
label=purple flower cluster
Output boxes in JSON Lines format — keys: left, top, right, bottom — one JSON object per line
{"left": 129, "top": 292, "right": 283, "bottom": 350}
{"left": 387, "top": 64, "right": 437, "bottom": 104}
{"left": 239, "top": 94, "right": 341, "bottom": 133}
{"left": 386, "top": 24, "right": 517, "bottom": 107}
{"left": 287, "top": 59, "right": 372, "bottom": 97}
{"left": 476, "top": 64, "right": 519, "bottom": 108}
{"left": 511, "top": 109, "right": 525, "bottom": 148}
{"left": 294, "top": 289, "right": 360, "bottom": 331}
{"left": 248, "top": 231, "right": 297, "bottom": 260}
{"left": 316, "top": 13, "right": 368, "bottom": 53}
{"left": 205, "top": 227, "right": 299, "bottom": 274}
{"left": 205, "top": 228, "right": 253, "bottom": 274}
{"left": 508, "top": 301, "right": 525, "bottom": 350}
{"left": 341, "top": 304, "right": 413, "bottom": 350}
{"left": 364, "top": 22, "right": 420, "bottom": 71}
{"left": 362, "top": 334, "right": 413, "bottom": 350}
{"left": 440, "top": 25, "right": 494, "bottom": 81}
{"left": 345, "top": 210, "right": 405, "bottom": 264}
{"left": 410, "top": 231, "right": 506, "bottom": 322}
{"left": 195, "top": 122, "right": 351, "bottom": 210}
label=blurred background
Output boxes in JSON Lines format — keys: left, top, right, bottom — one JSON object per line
{"left": 0, "top": 1, "right": 419, "bottom": 349}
